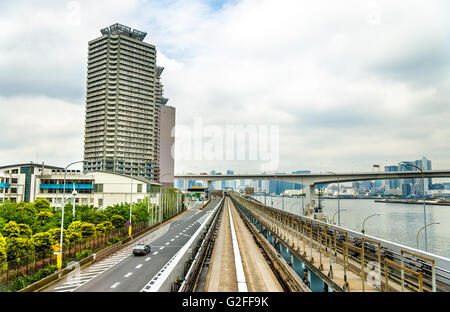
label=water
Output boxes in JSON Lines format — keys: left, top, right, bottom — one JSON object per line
{"left": 254, "top": 195, "right": 450, "bottom": 259}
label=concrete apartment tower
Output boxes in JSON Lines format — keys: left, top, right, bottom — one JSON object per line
{"left": 83, "top": 23, "right": 171, "bottom": 183}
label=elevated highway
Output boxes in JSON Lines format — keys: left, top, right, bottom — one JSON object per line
{"left": 175, "top": 170, "right": 450, "bottom": 209}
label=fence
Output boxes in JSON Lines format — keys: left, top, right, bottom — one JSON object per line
{"left": 0, "top": 220, "right": 150, "bottom": 292}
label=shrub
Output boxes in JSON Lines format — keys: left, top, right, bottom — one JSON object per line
{"left": 34, "top": 198, "right": 52, "bottom": 212}
{"left": 2, "top": 221, "right": 32, "bottom": 239}
{"left": 6, "top": 236, "right": 35, "bottom": 261}
{"left": 35, "top": 211, "right": 54, "bottom": 223}
{"left": 31, "top": 232, "right": 54, "bottom": 253}
{"left": 74, "top": 249, "right": 92, "bottom": 262}
{"left": 107, "top": 236, "right": 121, "bottom": 246}
{"left": 80, "top": 223, "right": 96, "bottom": 238}
{"left": 110, "top": 214, "right": 125, "bottom": 229}
{"left": 0, "top": 232, "right": 6, "bottom": 264}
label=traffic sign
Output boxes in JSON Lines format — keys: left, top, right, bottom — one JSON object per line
{"left": 53, "top": 243, "right": 61, "bottom": 252}
{"left": 126, "top": 221, "right": 131, "bottom": 227}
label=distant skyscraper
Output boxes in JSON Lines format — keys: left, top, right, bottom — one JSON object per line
{"left": 384, "top": 165, "right": 399, "bottom": 190}
{"left": 83, "top": 23, "right": 164, "bottom": 182}
{"left": 398, "top": 157, "right": 432, "bottom": 194}
{"left": 414, "top": 156, "right": 432, "bottom": 192}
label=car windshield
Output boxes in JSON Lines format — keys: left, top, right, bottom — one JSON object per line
{"left": 134, "top": 246, "right": 145, "bottom": 250}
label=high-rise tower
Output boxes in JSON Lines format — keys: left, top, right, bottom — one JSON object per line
{"left": 83, "top": 23, "right": 164, "bottom": 181}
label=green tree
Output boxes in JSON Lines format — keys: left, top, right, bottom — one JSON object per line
{"left": 6, "top": 236, "right": 35, "bottom": 261}
{"left": 0, "top": 201, "right": 18, "bottom": 222}
{"left": 0, "top": 232, "right": 6, "bottom": 264}
{"left": 47, "top": 228, "right": 69, "bottom": 249}
{"left": 36, "top": 211, "right": 54, "bottom": 223}
{"left": 95, "top": 223, "right": 106, "bottom": 235}
{"left": 68, "top": 231, "right": 82, "bottom": 243}
{"left": 34, "top": 198, "right": 52, "bottom": 212}
{"left": 32, "top": 232, "right": 54, "bottom": 253}
{"left": 2, "top": 221, "right": 21, "bottom": 238}
{"left": 67, "top": 221, "right": 83, "bottom": 234}
{"left": 15, "top": 202, "right": 37, "bottom": 226}
{"left": 18, "top": 223, "right": 33, "bottom": 238}
{"left": 0, "top": 217, "right": 7, "bottom": 233}
{"left": 102, "top": 221, "right": 115, "bottom": 232}
{"left": 110, "top": 214, "right": 125, "bottom": 229}
{"left": 80, "top": 222, "right": 96, "bottom": 238}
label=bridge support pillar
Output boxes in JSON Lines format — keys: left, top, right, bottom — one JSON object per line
{"left": 305, "top": 185, "right": 316, "bottom": 210}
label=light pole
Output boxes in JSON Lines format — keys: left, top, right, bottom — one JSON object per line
{"left": 129, "top": 177, "right": 133, "bottom": 236}
{"left": 332, "top": 209, "right": 347, "bottom": 225}
{"left": 417, "top": 221, "right": 439, "bottom": 250}
{"left": 361, "top": 213, "right": 380, "bottom": 234}
{"left": 326, "top": 171, "right": 340, "bottom": 226}
{"left": 58, "top": 160, "right": 85, "bottom": 269}
{"left": 71, "top": 183, "right": 77, "bottom": 218}
{"left": 400, "top": 162, "right": 428, "bottom": 251}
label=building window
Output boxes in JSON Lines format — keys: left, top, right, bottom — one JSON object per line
{"left": 11, "top": 188, "right": 17, "bottom": 194}
{"left": 137, "top": 184, "right": 142, "bottom": 193}
{"left": 98, "top": 198, "right": 103, "bottom": 207}
{"left": 94, "top": 184, "right": 104, "bottom": 192}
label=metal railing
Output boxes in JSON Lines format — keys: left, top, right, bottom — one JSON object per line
{"left": 232, "top": 194, "right": 450, "bottom": 292}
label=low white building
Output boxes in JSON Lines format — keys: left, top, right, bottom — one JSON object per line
{"left": 0, "top": 163, "right": 161, "bottom": 208}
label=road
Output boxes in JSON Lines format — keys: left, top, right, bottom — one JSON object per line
{"left": 42, "top": 197, "right": 222, "bottom": 292}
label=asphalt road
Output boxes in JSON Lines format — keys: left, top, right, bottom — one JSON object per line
{"left": 42, "top": 198, "right": 222, "bottom": 292}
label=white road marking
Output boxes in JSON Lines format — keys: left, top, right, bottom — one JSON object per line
{"left": 160, "top": 246, "right": 164, "bottom": 250}
{"left": 175, "top": 236, "right": 179, "bottom": 238}
{"left": 153, "top": 251, "right": 159, "bottom": 255}
{"left": 145, "top": 257, "right": 151, "bottom": 261}
{"left": 136, "top": 264, "right": 143, "bottom": 269}
{"left": 170, "top": 239, "right": 175, "bottom": 241}
{"left": 56, "top": 289, "right": 73, "bottom": 292}
{"left": 124, "top": 272, "right": 133, "bottom": 277}
{"left": 54, "top": 284, "right": 82, "bottom": 290}
{"left": 165, "top": 242, "right": 170, "bottom": 245}
{"left": 88, "top": 268, "right": 110, "bottom": 272}
{"left": 111, "top": 282, "right": 120, "bottom": 289}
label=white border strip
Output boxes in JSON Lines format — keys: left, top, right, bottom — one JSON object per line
{"left": 228, "top": 199, "right": 248, "bottom": 292}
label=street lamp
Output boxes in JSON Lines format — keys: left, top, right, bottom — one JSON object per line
{"left": 417, "top": 221, "right": 439, "bottom": 250}
{"left": 361, "top": 213, "right": 380, "bottom": 234}
{"left": 71, "top": 183, "right": 77, "bottom": 218}
{"left": 58, "top": 160, "right": 85, "bottom": 269}
{"left": 400, "top": 162, "right": 428, "bottom": 251}
{"left": 332, "top": 209, "right": 347, "bottom": 225}
{"left": 325, "top": 171, "right": 341, "bottom": 226}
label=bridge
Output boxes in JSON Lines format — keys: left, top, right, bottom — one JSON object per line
{"left": 33, "top": 191, "right": 449, "bottom": 294}
{"left": 175, "top": 170, "right": 450, "bottom": 209}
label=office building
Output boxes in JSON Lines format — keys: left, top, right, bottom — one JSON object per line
{"left": 159, "top": 103, "right": 175, "bottom": 188}
{"left": 0, "top": 163, "right": 160, "bottom": 208}
{"left": 384, "top": 166, "right": 399, "bottom": 190}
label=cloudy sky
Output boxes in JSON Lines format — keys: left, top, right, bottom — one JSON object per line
{"left": 1, "top": 0, "right": 450, "bottom": 174}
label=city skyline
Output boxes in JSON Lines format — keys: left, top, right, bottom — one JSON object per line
{"left": 1, "top": 1, "right": 450, "bottom": 175}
